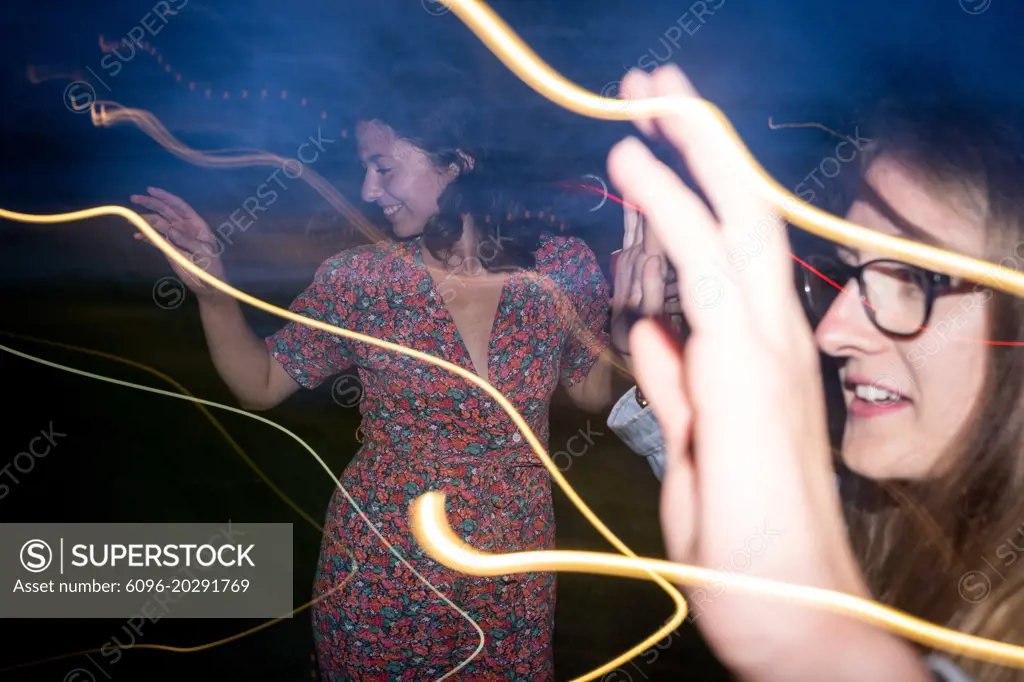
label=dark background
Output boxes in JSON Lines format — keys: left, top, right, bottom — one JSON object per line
{"left": 0, "top": 0, "right": 1020, "bottom": 680}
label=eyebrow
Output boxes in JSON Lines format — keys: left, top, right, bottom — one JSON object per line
{"left": 856, "top": 180, "right": 946, "bottom": 249}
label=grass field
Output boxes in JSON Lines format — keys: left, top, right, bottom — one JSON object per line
{"left": 0, "top": 281, "right": 730, "bottom": 681}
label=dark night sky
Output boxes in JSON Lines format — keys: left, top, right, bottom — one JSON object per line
{"left": 0, "top": 0, "right": 1020, "bottom": 285}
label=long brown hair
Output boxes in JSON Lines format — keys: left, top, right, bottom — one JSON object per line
{"left": 836, "top": 97, "right": 1024, "bottom": 680}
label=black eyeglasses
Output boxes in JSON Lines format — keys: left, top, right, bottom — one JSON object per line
{"left": 800, "top": 256, "right": 955, "bottom": 337}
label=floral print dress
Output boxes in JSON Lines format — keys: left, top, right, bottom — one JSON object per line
{"left": 266, "top": 233, "right": 610, "bottom": 681}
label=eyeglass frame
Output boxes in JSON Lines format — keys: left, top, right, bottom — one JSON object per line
{"left": 799, "top": 257, "right": 956, "bottom": 339}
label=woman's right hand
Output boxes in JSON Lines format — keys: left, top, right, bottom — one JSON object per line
{"left": 608, "top": 65, "right": 932, "bottom": 682}
{"left": 130, "top": 187, "right": 229, "bottom": 299}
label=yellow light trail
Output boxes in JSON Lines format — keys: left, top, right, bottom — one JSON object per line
{"left": 0, "top": 203, "right": 684, "bottom": 681}
{"left": 6, "top": 0, "right": 1023, "bottom": 676}
{"left": 442, "top": 0, "right": 1024, "bottom": 296}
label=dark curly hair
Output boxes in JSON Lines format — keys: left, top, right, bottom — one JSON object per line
{"left": 352, "top": 61, "right": 556, "bottom": 271}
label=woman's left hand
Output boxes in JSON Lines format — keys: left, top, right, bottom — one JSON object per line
{"left": 610, "top": 205, "right": 683, "bottom": 362}
{"left": 606, "top": 65, "right": 932, "bottom": 682}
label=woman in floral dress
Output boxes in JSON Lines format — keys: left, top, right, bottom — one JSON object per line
{"left": 130, "top": 73, "right": 632, "bottom": 679}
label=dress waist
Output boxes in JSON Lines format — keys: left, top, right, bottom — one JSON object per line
{"left": 359, "top": 427, "right": 547, "bottom": 470}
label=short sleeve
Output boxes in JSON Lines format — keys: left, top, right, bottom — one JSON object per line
{"left": 265, "top": 255, "right": 358, "bottom": 389}
{"left": 556, "top": 238, "right": 611, "bottom": 388}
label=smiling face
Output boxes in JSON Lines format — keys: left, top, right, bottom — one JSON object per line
{"left": 814, "top": 156, "right": 994, "bottom": 480}
{"left": 356, "top": 120, "right": 457, "bottom": 238}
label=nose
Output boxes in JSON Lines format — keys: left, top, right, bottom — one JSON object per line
{"left": 815, "top": 279, "right": 887, "bottom": 359}
{"left": 361, "top": 169, "right": 382, "bottom": 203}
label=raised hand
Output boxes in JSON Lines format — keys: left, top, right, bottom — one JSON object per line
{"left": 610, "top": 204, "right": 683, "bottom": 360}
{"left": 606, "top": 65, "right": 932, "bottom": 682}
{"left": 130, "top": 187, "right": 228, "bottom": 298}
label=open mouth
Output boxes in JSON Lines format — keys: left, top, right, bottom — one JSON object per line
{"left": 844, "top": 376, "right": 911, "bottom": 415}
{"left": 381, "top": 204, "right": 404, "bottom": 218}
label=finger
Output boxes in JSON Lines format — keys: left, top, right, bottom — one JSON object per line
{"left": 640, "top": 211, "right": 665, "bottom": 260}
{"left": 139, "top": 208, "right": 218, "bottom": 262}
{"left": 639, "top": 256, "right": 666, "bottom": 317}
{"left": 608, "top": 136, "right": 741, "bottom": 336}
{"left": 630, "top": 318, "right": 696, "bottom": 562}
{"left": 156, "top": 239, "right": 209, "bottom": 289}
{"left": 133, "top": 213, "right": 170, "bottom": 246}
{"left": 631, "top": 319, "right": 689, "bottom": 476}
{"left": 623, "top": 205, "right": 641, "bottom": 250}
{"left": 140, "top": 212, "right": 172, "bottom": 234}
{"left": 668, "top": 313, "right": 688, "bottom": 338}
{"left": 146, "top": 187, "right": 206, "bottom": 225}
{"left": 613, "top": 246, "right": 638, "bottom": 308}
{"left": 665, "top": 299, "right": 684, "bottom": 316}
{"left": 646, "top": 65, "right": 771, "bottom": 231}
{"left": 143, "top": 218, "right": 213, "bottom": 262}
{"left": 628, "top": 250, "right": 645, "bottom": 307}
{"left": 164, "top": 226, "right": 211, "bottom": 256}
{"left": 620, "top": 69, "right": 659, "bottom": 139}
{"left": 648, "top": 66, "right": 794, "bottom": 306}
{"left": 131, "top": 194, "right": 183, "bottom": 225}
{"left": 665, "top": 281, "right": 679, "bottom": 301}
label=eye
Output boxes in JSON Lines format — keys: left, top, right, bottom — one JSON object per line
{"left": 377, "top": 167, "right": 393, "bottom": 176}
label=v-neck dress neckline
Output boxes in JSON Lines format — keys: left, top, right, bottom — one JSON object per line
{"left": 411, "top": 238, "right": 512, "bottom": 387}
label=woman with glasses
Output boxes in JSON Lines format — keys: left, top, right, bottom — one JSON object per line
{"left": 606, "top": 64, "right": 1024, "bottom": 681}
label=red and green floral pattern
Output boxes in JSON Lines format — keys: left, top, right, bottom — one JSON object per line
{"left": 267, "top": 234, "right": 609, "bottom": 680}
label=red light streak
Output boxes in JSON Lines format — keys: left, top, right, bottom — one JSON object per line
{"left": 577, "top": 184, "right": 1024, "bottom": 347}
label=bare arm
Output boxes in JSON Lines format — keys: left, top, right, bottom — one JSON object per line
{"left": 576, "top": 203, "right": 683, "bottom": 414}
{"left": 131, "top": 187, "right": 330, "bottom": 412}
{"left": 198, "top": 295, "right": 300, "bottom": 411}
{"left": 565, "top": 228, "right": 674, "bottom": 413}
{"left": 553, "top": 235, "right": 631, "bottom": 413}
{"left": 564, "top": 348, "right": 632, "bottom": 413}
